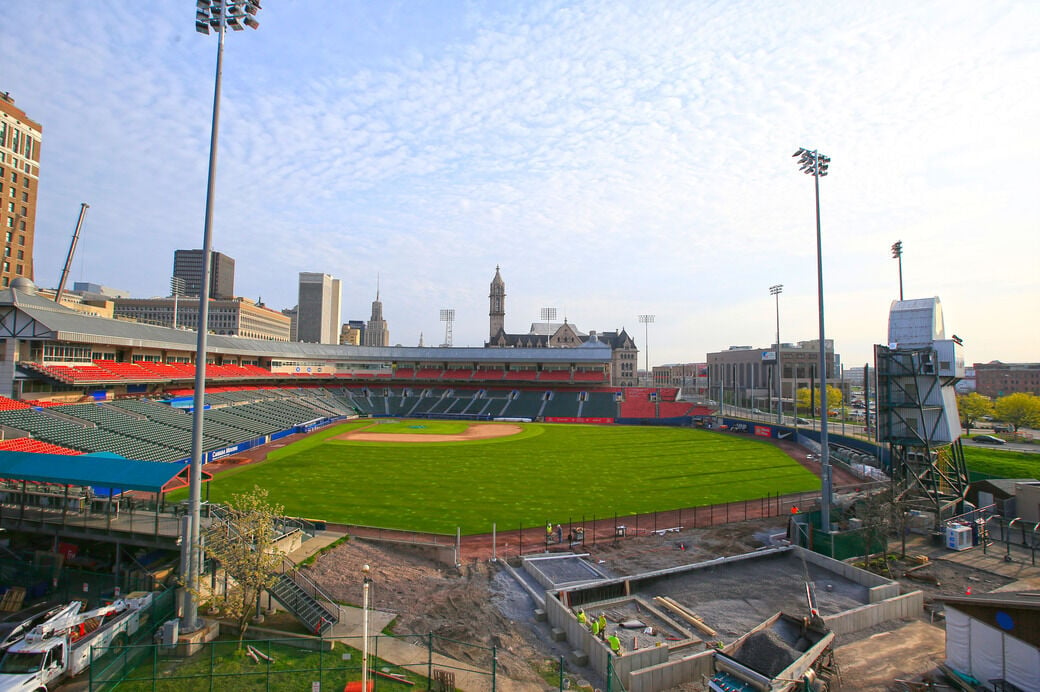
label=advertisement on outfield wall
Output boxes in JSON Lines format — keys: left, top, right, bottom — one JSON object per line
{"left": 543, "top": 417, "right": 615, "bottom": 425}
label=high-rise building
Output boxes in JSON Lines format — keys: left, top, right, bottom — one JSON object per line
{"left": 0, "top": 93, "right": 41, "bottom": 288}
{"left": 297, "top": 273, "right": 341, "bottom": 344}
{"left": 363, "top": 284, "right": 389, "bottom": 347}
{"left": 173, "top": 249, "right": 235, "bottom": 300}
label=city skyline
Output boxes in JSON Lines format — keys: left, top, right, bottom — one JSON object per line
{"left": 2, "top": 1, "right": 1037, "bottom": 366}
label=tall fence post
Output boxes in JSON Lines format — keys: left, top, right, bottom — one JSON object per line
{"left": 559, "top": 654, "right": 565, "bottom": 690}
{"left": 492, "top": 644, "right": 498, "bottom": 691}
{"left": 492, "top": 523, "right": 497, "bottom": 562}
{"left": 428, "top": 632, "right": 434, "bottom": 690}
{"left": 519, "top": 522, "right": 523, "bottom": 556}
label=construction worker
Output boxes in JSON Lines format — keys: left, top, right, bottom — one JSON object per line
{"left": 607, "top": 631, "right": 622, "bottom": 655}
{"left": 597, "top": 613, "right": 608, "bottom": 637}
{"left": 590, "top": 617, "right": 601, "bottom": 638}
{"left": 556, "top": 524, "right": 563, "bottom": 544}
{"left": 546, "top": 520, "right": 553, "bottom": 542}
{"left": 576, "top": 609, "right": 587, "bottom": 626}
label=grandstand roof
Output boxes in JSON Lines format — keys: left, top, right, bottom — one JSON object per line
{"left": 0, "top": 450, "right": 188, "bottom": 492}
{"left": 0, "top": 286, "right": 612, "bottom": 363}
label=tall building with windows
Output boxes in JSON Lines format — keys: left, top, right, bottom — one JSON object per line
{"left": 363, "top": 285, "right": 389, "bottom": 347}
{"left": 173, "top": 249, "right": 235, "bottom": 300}
{"left": 297, "top": 272, "right": 341, "bottom": 344}
{"left": 0, "top": 93, "right": 41, "bottom": 288}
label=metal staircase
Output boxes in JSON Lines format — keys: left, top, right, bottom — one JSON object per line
{"left": 207, "top": 506, "right": 340, "bottom": 635}
{"left": 267, "top": 556, "right": 340, "bottom": 635}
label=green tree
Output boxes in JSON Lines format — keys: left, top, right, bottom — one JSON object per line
{"left": 957, "top": 392, "right": 994, "bottom": 434}
{"left": 198, "top": 486, "right": 285, "bottom": 644}
{"left": 994, "top": 392, "right": 1040, "bottom": 432}
{"left": 795, "top": 385, "right": 844, "bottom": 415}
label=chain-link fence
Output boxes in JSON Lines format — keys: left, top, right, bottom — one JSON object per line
{"left": 90, "top": 631, "right": 497, "bottom": 691}
{"left": 0, "top": 557, "right": 159, "bottom": 609}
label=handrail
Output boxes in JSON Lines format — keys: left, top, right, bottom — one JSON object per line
{"left": 279, "top": 555, "right": 339, "bottom": 623}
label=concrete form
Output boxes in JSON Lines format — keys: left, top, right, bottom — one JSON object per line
{"left": 542, "top": 545, "right": 922, "bottom": 692}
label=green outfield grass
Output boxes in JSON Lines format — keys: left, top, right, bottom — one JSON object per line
{"left": 964, "top": 447, "right": 1040, "bottom": 480}
{"left": 186, "top": 421, "right": 819, "bottom": 534}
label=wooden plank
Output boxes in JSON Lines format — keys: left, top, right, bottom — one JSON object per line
{"left": 653, "top": 596, "right": 718, "bottom": 637}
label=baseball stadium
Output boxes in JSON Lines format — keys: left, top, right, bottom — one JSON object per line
{"left": 0, "top": 280, "right": 919, "bottom": 692}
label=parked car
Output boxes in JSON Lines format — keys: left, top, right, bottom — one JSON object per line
{"left": 992, "top": 424, "right": 1013, "bottom": 433}
{"left": 973, "top": 434, "right": 1006, "bottom": 445}
{"left": 795, "top": 417, "right": 810, "bottom": 425}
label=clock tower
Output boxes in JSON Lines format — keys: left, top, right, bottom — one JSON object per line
{"left": 489, "top": 266, "right": 506, "bottom": 340}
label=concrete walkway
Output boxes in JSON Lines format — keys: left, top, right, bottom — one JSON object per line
{"left": 286, "top": 529, "right": 347, "bottom": 564}
{"left": 906, "top": 534, "right": 1040, "bottom": 587}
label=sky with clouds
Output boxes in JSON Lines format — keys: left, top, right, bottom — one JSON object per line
{"left": 3, "top": 1, "right": 1038, "bottom": 369}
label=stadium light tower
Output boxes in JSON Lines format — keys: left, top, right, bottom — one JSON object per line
{"left": 170, "top": 276, "right": 186, "bottom": 329}
{"left": 183, "top": 0, "right": 261, "bottom": 634}
{"left": 439, "top": 309, "right": 455, "bottom": 347}
{"left": 541, "top": 307, "right": 557, "bottom": 346}
{"left": 793, "top": 146, "right": 832, "bottom": 533}
{"left": 638, "top": 314, "right": 655, "bottom": 385}
{"left": 891, "top": 240, "right": 904, "bottom": 300}
{"left": 769, "top": 284, "right": 783, "bottom": 424}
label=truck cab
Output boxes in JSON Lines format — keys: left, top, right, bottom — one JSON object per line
{"left": 0, "top": 638, "right": 65, "bottom": 689}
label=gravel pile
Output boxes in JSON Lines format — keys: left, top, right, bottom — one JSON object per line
{"left": 730, "top": 629, "right": 801, "bottom": 679}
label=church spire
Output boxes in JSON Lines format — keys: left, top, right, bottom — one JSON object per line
{"left": 489, "top": 265, "right": 506, "bottom": 342}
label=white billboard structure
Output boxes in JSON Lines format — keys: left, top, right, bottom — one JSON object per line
{"left": 875, "top": 297, "right": 968, "bottom": 525}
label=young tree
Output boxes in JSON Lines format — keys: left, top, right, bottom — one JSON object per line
{"left": 994, "top": 392, "right": 1040, "bottom": 432}
{"left": 795, "top": 385, "right": 844, "bottom": 415}
{"left": 199, "top": 486, "right": 285, "bottom": 644}
{"left": 957, "top": 392, "right": 994, "bottom": 434}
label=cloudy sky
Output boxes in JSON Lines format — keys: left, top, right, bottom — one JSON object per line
{"left": 3, "top": 1, "right": 1038, "bottom": 368}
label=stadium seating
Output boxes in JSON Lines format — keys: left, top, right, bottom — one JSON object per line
{"left": 578, "top": 392, "right": 619, "bottom": 418}
{"left": 539, "top": 370, "right": 571, "bottom": 382}
{"left": 619, "top": 394, "right": 657, "bottom": 418}
{"left": 0, "top": 438, "right": 82, "bottom": 455}
{"left": 504, "top": 370, "right": 538, "bottom": 381}
{"left": 540, "top": 391, "right": 581, "bottom": 417}
{"left": 0, "top": 396, "right": 31, "bottom": 411}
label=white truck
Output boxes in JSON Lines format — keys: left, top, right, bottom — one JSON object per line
{"left": 0, "top": 593, "right": 153, "bottom": 691}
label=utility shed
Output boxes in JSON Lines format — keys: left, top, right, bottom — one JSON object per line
{"left": 966, "top": 479, "right": 1038, "bottom": 517}
{"left": 938, "top": 592, "right": 1040, "bottom": 691}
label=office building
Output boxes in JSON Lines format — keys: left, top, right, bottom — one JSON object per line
{"left": 707, "top": 340, "right": 840, "bottom": 411}
{"left": 974, "top": 361, "right": 1040, "bottom": 398}
{"left": 113, "top": 296, "right": 290, "bottom": 341}
{"left": 340, "top": 320, "right": 365, "bottom": 345}
{"left": 173, "top": 249, "right": 235, "bottom": 300}
{"left": 0, "top": 93, "right": 41, "bottom": 288}
{"left": 297, "top": 273, "right": 341, "bottom": 344}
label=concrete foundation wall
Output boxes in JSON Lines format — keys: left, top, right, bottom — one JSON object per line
{"left": 628, "top": 649, "right": 715, "bottom": 692}
{"left": 796, "top": 544, "right": 900, "bottom": 602}
{"left": 823, "top": 590, "right": 924, "bottom": 635}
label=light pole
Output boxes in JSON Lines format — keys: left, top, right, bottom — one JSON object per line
{"left": 639, "top": 314, "right": 655, "bottom": 386}
{"left": 170, "top": 276, "right": 186, "bottom": 329}
{"left": 362, "top": 564, "right": 372, "bottom": 692}
{"left": 183, "top": 0, "right": 261, "bottom": 634}
{"left": 770, "top": 284, "right": 783, "bottom": 424}
{"left": 793, "top": 147, "right": 833, "bottom": 533}
{"left": 891, "top": 240, "right": 903, "bottom": 300}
